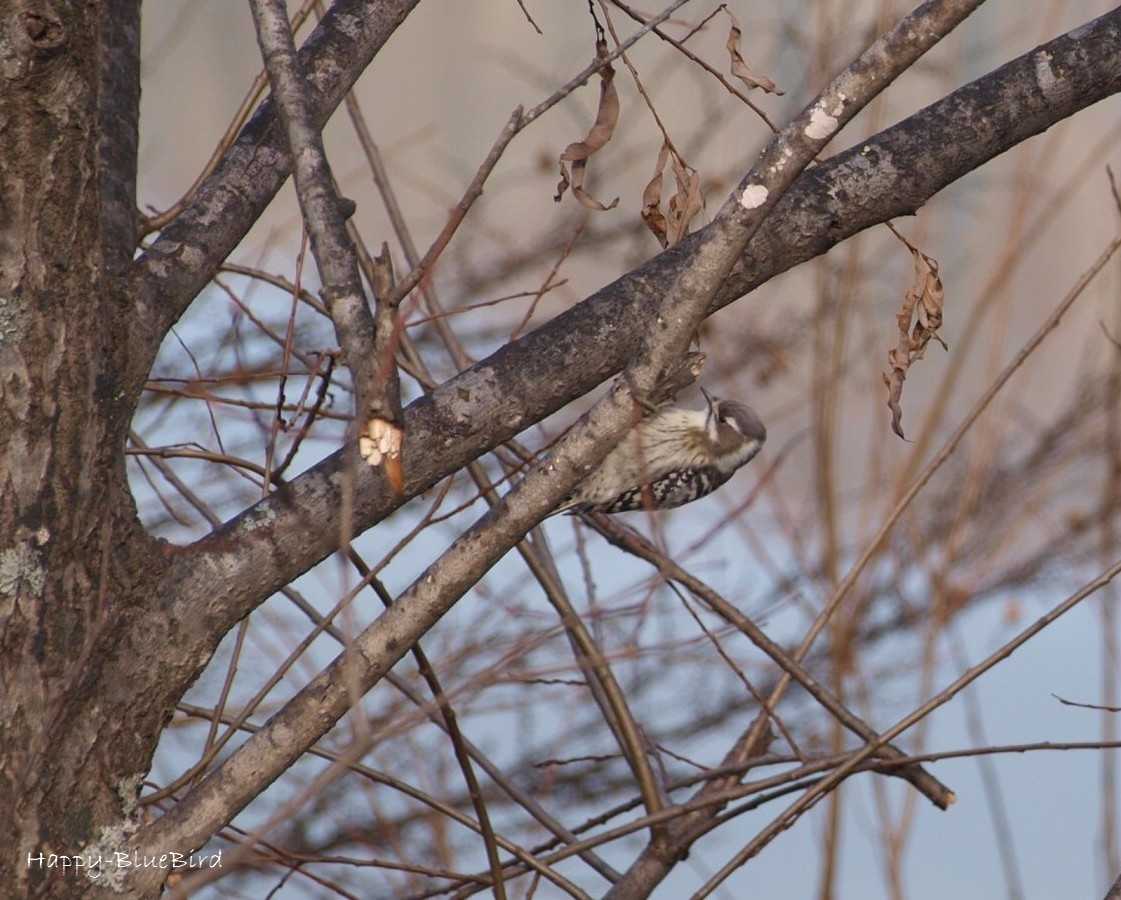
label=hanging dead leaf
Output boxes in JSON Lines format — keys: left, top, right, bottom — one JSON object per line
{"left": 641, "top": 141, "right": 703, "bottom": 249}
{"left": 555, "top": 38, "right": 620, "bottom": 211}
{"left": 725, "top": 10, "right": 783, "bottom": 96}
{"left": 882, "top": 246, "right": 948, "bottom": 439}
{"left": 641, "top": 143, "right": 670, "bottom": 247}
{"left": 666, "top": 149, "right": 702, "bottom": 245}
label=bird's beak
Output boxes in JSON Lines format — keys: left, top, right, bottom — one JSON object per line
{"left": 700, "top": 386, "right": 717, "bottom": 437}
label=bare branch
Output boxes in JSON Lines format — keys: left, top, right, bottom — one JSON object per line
{"left": 137, "top": 0, "right": 989, "bottom": 889}
{"left": 586, "top": 513, "right": 955, "bottom": 809}
{"left": 154, "top": 7, "right": 1121, "bottom": 723}
{"left": 699, "top": 557, "right": 1121, "bottom": 896}
{"left": 1054, "top": 693, "right": 1121, "bottom": 714}
{"left": 131, "top": 0, "right": 421, "bottom": 347}
{"left": 609, "top": 0, "right": 780, "bottom": 132}
{"left": 681, "top": 228, "right": 1121, "bottom": 896}
{"left": 385, "top": 0, "right": 693, "bottom": 309}
{"left": 250, "top": 0, "right": 395, "bottom": 477}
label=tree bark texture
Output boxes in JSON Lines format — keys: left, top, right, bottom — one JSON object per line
{"left": 0, "top": 3, "right": 158, "bottom": 897}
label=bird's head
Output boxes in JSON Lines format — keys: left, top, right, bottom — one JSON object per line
{"left": 701, "top": 388, "right": 767, "bottom": 472}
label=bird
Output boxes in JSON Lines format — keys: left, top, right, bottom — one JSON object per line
{"left": 555, "top": 389, "right": 766, "bottom": 515}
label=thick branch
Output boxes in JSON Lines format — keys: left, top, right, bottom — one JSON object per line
{"left": 160, "top": 9, "right": 1121, "bottom": 685}
{"left": 140, "top": 21, "right": 1121, "bottom": 802}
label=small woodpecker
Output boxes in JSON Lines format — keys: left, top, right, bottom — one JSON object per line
{"left": 555, "top": 390, "right": 766, "bottom": 515}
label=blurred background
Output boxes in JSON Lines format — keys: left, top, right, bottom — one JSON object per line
{"left": 132, "top": 1, "right": 1121, "bottom": 897}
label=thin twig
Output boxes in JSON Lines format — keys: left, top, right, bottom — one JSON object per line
{"left": 138, "top": 0, "right": 318, "bottom": 235}
{"left": 744, "top": 229, "right": 1121, "bottom": 783}
{"left": 387, "top": 0, "right": 694, "bottom": 308}
{"left": 696, "top": 556, "right": 1121, "bottom": 897}
{"left": 691, "top": 230, "right": 1121, "bottom": 897}
{"left": 586, "top": 513, "right": 954, "bottom": 808}
{"left": 514, "top": 0, "right": 544, "bottom": 35}
{"left": 609, "top": 0, "right": 779, "bottom": 132}
{"left": 1054, "top": 693, "right": 1121, "bottom": 714}
{"left": 347, "top": 552, "right": 510, "bottom": 900}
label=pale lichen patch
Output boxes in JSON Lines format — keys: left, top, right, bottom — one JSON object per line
{"left": 0, "top": 294, "right": 25, "bottom": 345}
{"left": 739, "top": 184, "right": 769, "bottom": 209}
{"left": 444, "top": 365, "right": 501, "bottom": 426}
{"left": 768, "top": 147, "right": 793, "bottom": 174}
{"left": 1034, "top": 50, "right": 1060, "bottom": 101}
{"left": 805, "top": 105, "right": 839, "bottom": 140}
{"left": 0, "top": 544, "right": 46, "bottom": 598}
{"left": 81, "top": 814, "right": 142, "bottom": 892}
{"left": 241, "top": 505, "right": 277, "bottom": 531}
{"left": 334, "top": 11, "right": 363, "bottom": 39}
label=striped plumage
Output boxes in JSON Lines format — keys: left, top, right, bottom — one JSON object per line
{"left": 556, "top": 393, "right": 766, "bottom": 515}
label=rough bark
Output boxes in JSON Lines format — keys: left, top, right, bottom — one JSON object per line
{"left": 0, "top": 3, "right": 157, "bottom": 897}
{"left": 249, "top": 0, "right": 380, "bottom": 429}
{"left": 130, "top": 0, "right": 422, "bottom": 346}
{"left": 126, "top": 6, "right": 987, "bottom": 887}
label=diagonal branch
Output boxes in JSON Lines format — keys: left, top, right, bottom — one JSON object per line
{"left": 133, "top": 0, "right": 988, "bottom": 884}
{"left": 153, "top": 7, "right": 1121, "bottom": 718}
{"left": 688, "top": 223, "right": 1121, "bottom": 900}
{"left": 696, "top": 554, "right": 1121, "bottom": 897}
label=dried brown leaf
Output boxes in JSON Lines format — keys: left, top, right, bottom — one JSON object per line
{"left": 641, "top": 143, "right": 671, "bottom": 247}
{"left": 882, "top": 247, "right": 947, "bottom": 439}
{"left": 725, "top": 10, "right": 783, "bottom": 96}
{"left": 641, "top": 142, "right": 703, "bottom": 249}
{"left": 555, "top": 39, "right": 620, "bottom": 211}
{"left": 667, "top": 150, "right": 703, "bottom": 245}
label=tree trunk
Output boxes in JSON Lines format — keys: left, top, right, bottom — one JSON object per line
{"left": 0, "top": 4, "right": 167, "bottom": 896}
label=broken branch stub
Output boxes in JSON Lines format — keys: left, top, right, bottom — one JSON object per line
{"left": 358, "top": 243, "right": 405, "bottom": 493}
